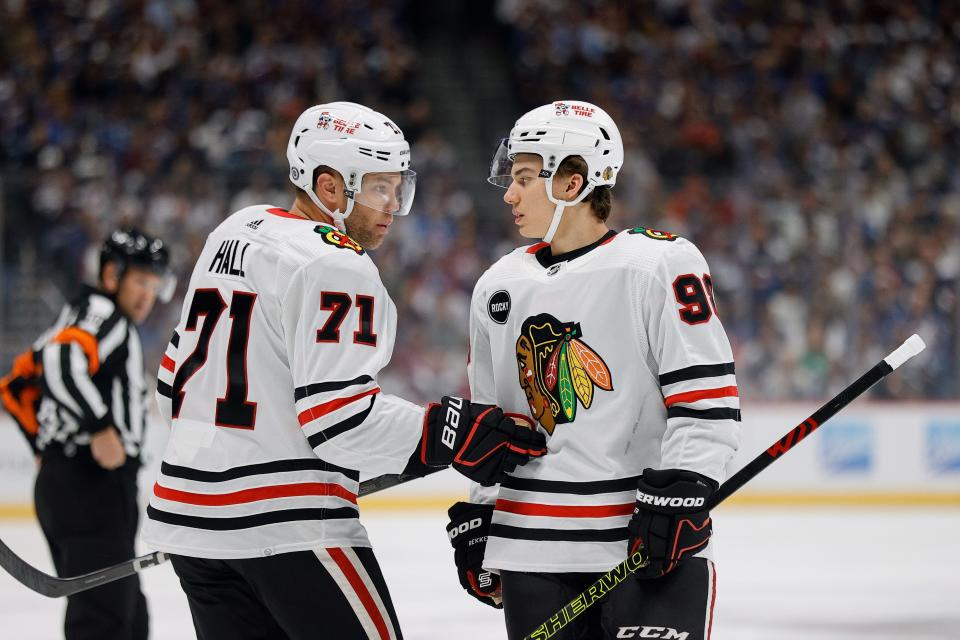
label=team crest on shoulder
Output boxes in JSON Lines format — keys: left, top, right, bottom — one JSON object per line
{"left": 314, "top": 225, "right": 364, "bottom": 254}
{"left": 628, "top": 226, "right": 678, "bottom": 241}
{"left": 515, "top": 313, "right": 613, "bottom": 434}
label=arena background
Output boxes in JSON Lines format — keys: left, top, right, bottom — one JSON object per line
{"left": 0, "top": 1, "right": 958, "bottom": 638}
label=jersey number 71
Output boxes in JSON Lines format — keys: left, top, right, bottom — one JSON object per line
{"left": 171, "top": 289, "right": 258, "bottom": 429}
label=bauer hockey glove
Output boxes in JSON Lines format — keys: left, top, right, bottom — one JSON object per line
{"left": 409, "top": 396, "right": 547, "bottom": 486}
{"left": 627, "top": 468, "right": 717, "bottom": 579}
{"left": 446, "top": 501, "right": 502, "bottom": 609}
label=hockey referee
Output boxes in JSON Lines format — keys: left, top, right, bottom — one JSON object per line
{"left": 0, "top": 228, "right": 173, "bottom": 640}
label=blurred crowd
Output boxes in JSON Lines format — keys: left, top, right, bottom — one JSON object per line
{"left": 1, "top": 0, "right": 956, "bottom": 402}
{"left": 499, "top": 0, "right": 959, "bottom": 399}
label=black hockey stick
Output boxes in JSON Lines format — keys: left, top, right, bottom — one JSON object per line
{"left": 0, "top": 465, "right": 446, "bottom": 598}
{"left": 523, "top": 334, "right": 926, "bottom": 640}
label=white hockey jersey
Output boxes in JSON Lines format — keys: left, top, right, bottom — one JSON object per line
{"left": 468, "top": 228, "right": 741, "bottom": 573}
{"left": 141, "top": 205, "right": 426, "bottom": 559}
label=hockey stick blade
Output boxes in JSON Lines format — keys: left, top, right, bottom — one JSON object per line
{"left": 523, "top": 335, "right": 925, "bottom": 640}
{"left": 0, "top": 538, "right": 167, "bottom": 599}
{"left": 0, "top": 464, "right": 446, "bottom": 597}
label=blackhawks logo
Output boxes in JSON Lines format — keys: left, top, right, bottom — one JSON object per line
{"left": 515, "top": 313, "right": 613, "bottom": 434}
{"left": 314, "top": 225, "right": 364, "bottom": 254}
{"left": 627, "top": 226, "right": 678, "bottom": 241}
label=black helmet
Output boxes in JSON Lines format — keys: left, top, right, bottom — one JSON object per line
{"left": 100, "top": 227, "right": 170, "bottom": 275}
{"left": 99, "top": 227, "right": 175, "bottom": 301}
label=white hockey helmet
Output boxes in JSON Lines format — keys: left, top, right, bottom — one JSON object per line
{"left": 287, "top": 101, "right": 415, "bottom": 232}
{"left": 489, "top": 100, "right": 623, "bottom": 242}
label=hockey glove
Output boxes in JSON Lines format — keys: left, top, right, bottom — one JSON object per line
{"left": 410, "top": 396, "right": 547, "bottom": 486}
{"left": 446, "top": 501, "right": 502, "bottom": 609}
{"left": 627, "top": 468, "right": 717, "bottom": 579}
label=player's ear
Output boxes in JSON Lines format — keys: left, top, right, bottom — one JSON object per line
{"left": 554, "top": 172, "right": 583, "bottom": 202}
{"left": 314, "top": 171, "right": 344, "bottom": 210}
{"left": 100, "top": 261, "right": 120, "bottom": 294}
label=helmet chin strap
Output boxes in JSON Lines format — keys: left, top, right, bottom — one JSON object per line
{"left": 306, "top": 187, "right": 355, "bottom": 233}
{"left": 542, "top": 201, "right": 567, "bottom": 244}
{"left": 541, "top": 176, "right": 595, "bottom": 244}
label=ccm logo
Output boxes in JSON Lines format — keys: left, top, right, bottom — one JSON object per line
{"left": 636, "top": 492, "right": 705, "bottom": 508}
{"left": 448, "top": 517, "right": 483, "bottom": 540}
{"left": 441, "top": 397, "right": 464, "bottom": 449}
{"left": 616, "top": 626, "right": 689, "bottom": 639}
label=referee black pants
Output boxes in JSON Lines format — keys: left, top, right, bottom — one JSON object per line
{"left": 35, "top": 453, "right": 148, "bottom": 640}
{"left": 171, "top": 546, "right": 403, "bottom": 640}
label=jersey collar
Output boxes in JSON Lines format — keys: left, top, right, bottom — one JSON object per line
{"left": 533, "top": 229, "right": 617, "bottom": 268}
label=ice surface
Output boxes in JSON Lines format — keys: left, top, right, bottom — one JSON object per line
{"left": 0, "top": 508, "right": 958, "bottom": 639}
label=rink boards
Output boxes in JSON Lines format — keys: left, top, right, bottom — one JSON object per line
{"left": 0, "top": 402, "right": 958, "bottom": 515}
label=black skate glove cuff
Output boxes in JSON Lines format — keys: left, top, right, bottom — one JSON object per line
{"left": 445, "top": 501, "right": 501, "bottom": 608}
{"left": 628, "top": 468, "right": 717, "bottom": 579}
{"left": 446, "top": 501, "right": 494, "bottom": 549}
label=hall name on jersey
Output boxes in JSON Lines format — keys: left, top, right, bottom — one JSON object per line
{"left": 209, "top": 239, "right": 250, "bottom": 278}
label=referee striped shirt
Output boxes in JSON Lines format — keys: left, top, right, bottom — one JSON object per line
{"left": 35, "top": 286, "right": 148, "bottom": 462}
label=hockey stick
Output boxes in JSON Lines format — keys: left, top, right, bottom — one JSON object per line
{"left": 523, "top": 334, "right": 926, "bottom": 640}
{"left": 0, "top": 465, "right": 446, "bottom": 598}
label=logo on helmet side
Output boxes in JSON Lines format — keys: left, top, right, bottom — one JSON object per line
{"left": 290, "top": 167, "right": 300, "bottom": 180}
{"left": 553, "top": 102, "right": 595, "bottom": 118}
{"left": 317, "top": 112, "right": 332, "bottom": 129}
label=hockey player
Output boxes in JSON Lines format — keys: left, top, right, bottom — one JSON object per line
{"left": 141, "top": 101, "right": 546, "bottom": 640}
{"left": 444, "top": 101, "right": 741, "bottom": 639}
{"left": 0, "top": 228, "right": 173, "bottom": 640}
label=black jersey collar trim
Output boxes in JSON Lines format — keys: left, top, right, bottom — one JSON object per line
{"left": 534, "top": 229, "right": 617, "bottom": 268}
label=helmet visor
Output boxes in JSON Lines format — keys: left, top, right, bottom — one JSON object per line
{"left": 354, "top": 170, "right": 416, "bottom": 216}
{"left": 487, "top": 138, "right": 514, "bottom": 188}
{"left": 157, "top": 272, "right": 177, "bottom": 303}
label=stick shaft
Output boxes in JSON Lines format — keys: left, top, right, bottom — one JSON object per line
{"left": 523, "top": 359, "right": 897, "bottom": 640}
{"left": 709, "top": 360, "right": 890, "bottom": 507}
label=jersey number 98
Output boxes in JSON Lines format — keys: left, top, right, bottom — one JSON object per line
{"left": 672, "top": 274, "right": 718, "bottom": 325}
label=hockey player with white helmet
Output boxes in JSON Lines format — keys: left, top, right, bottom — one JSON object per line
{"left": 286, "top": 101, "right": 417, "bottom": 243}
{"left": 142, "top": 101, "right": 545, "bottom": 640}
{"left": 445, "top": 101, "right": 741, "bottom": 639}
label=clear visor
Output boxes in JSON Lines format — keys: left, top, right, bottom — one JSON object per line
{"left": 123, "top": 267, "right": 177, "bottom": 303}
{"left": 354, "top": 170, "right": 417, "bottom": 216}
{"left": 158, "top": 273, "right": 177, "bottom": 303}
{"left": 487, "top": 138, "right": 514, "bottom": 188}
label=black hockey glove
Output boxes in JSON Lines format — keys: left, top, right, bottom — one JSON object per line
{"left": 627, "top": 468, "right": 717, "bottom": 579}
{"left": 408, "top": 396, "right": 547, "bottom": 486}
{"left": 446, "top": 501, "right": 502, "bottom": 609}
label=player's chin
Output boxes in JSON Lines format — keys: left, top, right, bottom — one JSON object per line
{"left": 517, "top": 224, "right": 544, "bottom": 239}
{"left": 364, "top": 231, "right": 387, "bottom": 250}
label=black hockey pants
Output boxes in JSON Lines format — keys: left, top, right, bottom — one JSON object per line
{"left": 34, "top": 452, "right": 148, "bottom": 640}
{"left": 171, "top": 546, "right": 403, "bottom": 640}
{"left": 502, "top": 558, "right": 715, "bottom": 640}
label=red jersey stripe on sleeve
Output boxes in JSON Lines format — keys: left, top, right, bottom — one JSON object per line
{"left": 160, "top": 355, "right": 175, "bottom": 372}
{"left": 298, "top": 387, "right": 380, "bottom": 426}
{"left": 663, "top": 386, "right": 738, "bottom": 408}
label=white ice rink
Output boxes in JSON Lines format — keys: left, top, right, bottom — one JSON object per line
{"left": 0, "top": 506, "right": 958, "bottom": 640}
